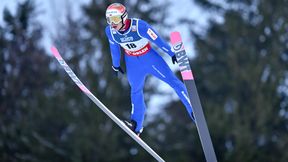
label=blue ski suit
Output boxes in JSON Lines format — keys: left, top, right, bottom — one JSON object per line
{"left": 105, "top": 18, "right": 194, "bottom": 133}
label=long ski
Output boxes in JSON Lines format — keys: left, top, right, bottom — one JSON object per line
{"left": 170, "top": 32, "right": 217, "bottom": 162}
{"left": 51, "top": 46, "right": 165, "bottom": 162}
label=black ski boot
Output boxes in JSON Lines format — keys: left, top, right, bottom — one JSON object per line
{"left": 123, "top": 120, "right": 143, "bottom": 136}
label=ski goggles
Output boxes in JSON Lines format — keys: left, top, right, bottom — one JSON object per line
{"left": 106, "top": 16, "right": 122, "bottom": 25}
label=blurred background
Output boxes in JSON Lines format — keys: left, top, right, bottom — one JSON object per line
{"left": 1, "top": 0, "right": 288, "bottom": 162}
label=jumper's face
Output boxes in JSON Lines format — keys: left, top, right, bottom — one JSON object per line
{"left": 110, "top": 22, "right": 123, "bottom": 31}
{"left": 106, "top": 14, "right": 125, "bottom": 31}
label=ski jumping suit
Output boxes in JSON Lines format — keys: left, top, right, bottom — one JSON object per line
{"left": 105, "top": 18, "right": 194, "bottom": 133}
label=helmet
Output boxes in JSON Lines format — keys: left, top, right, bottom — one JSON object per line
{"left": 106, "top": 3, "right": 128, "bottom": 25}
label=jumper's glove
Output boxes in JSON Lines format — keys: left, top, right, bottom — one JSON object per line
{"left": 171, "top": 55, "right": 178, "bottom": 64}
{"left": 112, "top": 66, "right": 124, "bottom": 76}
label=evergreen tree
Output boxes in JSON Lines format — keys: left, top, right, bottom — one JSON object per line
{"left": 0, "top": 0, "right": 63, "bottom": 161}
{"left": 183, "top": 0, "right": 288, "bottom": 161}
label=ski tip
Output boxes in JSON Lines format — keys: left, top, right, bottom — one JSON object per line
{"left": 50, "top": 46, "right": 62, "bottom": 59}
{"left": 170, "top": 31, "right": 182, "bottom": 44}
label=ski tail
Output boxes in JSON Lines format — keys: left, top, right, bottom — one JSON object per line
{"left": 170, "top": 32, "right": 218, "bottom": 162}
{"left": 51, "top": 46, "right": 165, "bottom": 162}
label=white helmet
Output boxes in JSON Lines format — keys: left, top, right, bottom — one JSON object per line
{"left": 106, "top": 3, "right": 128, "bottom": 25}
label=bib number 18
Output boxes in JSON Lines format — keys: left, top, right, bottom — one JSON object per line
{"left": 125, "top": 43, "right": 137, "bottom": 49}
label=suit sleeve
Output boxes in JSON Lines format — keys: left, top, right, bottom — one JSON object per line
{"left": 105, "top": 26, "right": 121, "bottom": 68}
{"left": 137, "top": 20, "right": 175, "bottom": 57}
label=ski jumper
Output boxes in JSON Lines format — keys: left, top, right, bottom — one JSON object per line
{"left": 105, "top": 18, "right": 194, "bottom": 133}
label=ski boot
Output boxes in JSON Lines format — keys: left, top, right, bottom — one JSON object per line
{"left": 123, "top": 120, "right": 143, "bottom": 136}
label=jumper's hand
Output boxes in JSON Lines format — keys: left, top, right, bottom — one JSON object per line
{"left": 112, "top": 66, "right": 124, "bottom": 76}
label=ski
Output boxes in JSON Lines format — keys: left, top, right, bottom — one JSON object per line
{"left": 51, "top": 46, "right": 165, "bottom": 162}
{"left": 170, "top": 32, "right": 218, "bottom": 162}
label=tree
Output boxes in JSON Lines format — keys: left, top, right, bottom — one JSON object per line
{"left": 0, "top": 0, "right": 62, "bottom": 161}
{"left": 185, "top": 0, "right": 288, "bottom": 161}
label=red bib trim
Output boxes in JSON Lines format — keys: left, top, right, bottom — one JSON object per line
{"left": 124, "top": 43, "right": 151, "bottom": 56}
